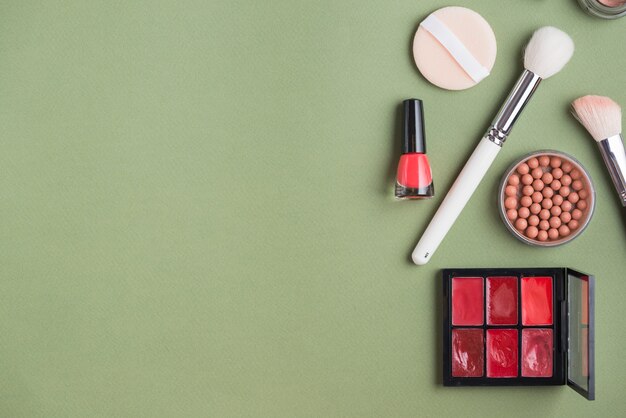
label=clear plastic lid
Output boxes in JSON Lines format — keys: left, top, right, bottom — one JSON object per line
{"left": 567, "top": 269, "right": 595, "bottom": 400}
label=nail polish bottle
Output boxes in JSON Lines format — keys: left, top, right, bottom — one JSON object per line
{"left": 395, "top": 99, "right": 434, "bottom": 199}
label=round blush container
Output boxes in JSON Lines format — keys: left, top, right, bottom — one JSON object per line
{"left": 498, "top": 151, "right": 595, "bottom": 247}
{"left": 578, "top": 0, "right": 626, "bottom": 19}
{"left": 413, "top": 7, "right": 497, "bottom": 90}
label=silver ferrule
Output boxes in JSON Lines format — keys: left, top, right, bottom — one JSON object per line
{"left": 598, "top": 134, "right": 626, "bottom": 206}
{"left": 485, "top": 69, "right": 542, "bottom": 147}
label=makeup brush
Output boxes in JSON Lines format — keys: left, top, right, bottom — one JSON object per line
{"left": 571, "top": 95, "right": 626, "bottom": 206}
{"left": 412, "top": 27, "right": 574, "bottom": 265}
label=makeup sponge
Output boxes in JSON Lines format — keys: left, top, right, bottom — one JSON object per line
{"left": 413, "top": 7, "right": 497, "bottom": 90}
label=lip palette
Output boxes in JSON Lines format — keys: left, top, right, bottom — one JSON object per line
{"left": 442, "top": 268, "right": 595, "bottom": 400}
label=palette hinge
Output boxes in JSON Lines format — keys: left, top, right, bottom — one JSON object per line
{"left": 560, "top": 299, "right": 567, "bottom": 353}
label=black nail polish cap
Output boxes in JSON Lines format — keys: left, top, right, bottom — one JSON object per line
{"left": 402, "top": 99, "right": 426, "bottom": 154}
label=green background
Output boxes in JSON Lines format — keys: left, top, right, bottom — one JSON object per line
{"left": 0, "top": 0, "right": 624, "bottom": 416}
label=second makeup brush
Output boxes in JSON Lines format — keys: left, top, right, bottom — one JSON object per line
{"left": 571, "top": 95, "right": 626, "bottom": 207}
{"left": 412, "top": 27, "right": 574, "bottom": 265}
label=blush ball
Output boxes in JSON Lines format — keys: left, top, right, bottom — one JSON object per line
{"left": 505, "top": 185, "right": 518, "bottom": 196}
{"left": 548, "top": 228, "right": 559, "bottom": 240}
{"left": 561, "top": 175, "right": 572, "bottom": 187}
{"left": 504, "top": 197, "right": 517, "bottom": 209}
{"left": 562, "top": 162, "right": 573, "bottom": 173}
{"left": 523, "top": 185, "right": 534, "bottom": 196}
{"left": 537, "top": 230, "right": 548, "bottom": 241}
{"left": 526, "top": 226, "right": 539, "bottom": 239}
{"left": 507, "top": 209, "right": 518, "bottom": 221}
{"left": 549, "top": 217, "right": 561, "bottom": 229}
{"left": 541, "top": 198, "right": 553, "bottom": 209}
{"left": 542, "top": 187, "right": 554, "bottom": 198}
{"left": 509, "top": 174, "right": 520, "bottom": 186}
{"left": 517, "top": 163, "right": 530, "bottom": 175}
{"left": 561, "top": 201, "right": 573, "bottom": 212}
{"left": 518, "top": 207, "right": 530, "bottom": 219}
{"left": 530, "top": 203, "right": 542, "bottom": 215}
{"left": 568, "top": 192, "right": 580, "bottom": 203}
{"left": 541, "top": 172, "right": 553, "bottom": 184}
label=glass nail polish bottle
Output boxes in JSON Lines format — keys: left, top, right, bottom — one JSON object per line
{"left": 395, "top": 99, "right": 434, "bottom": 199}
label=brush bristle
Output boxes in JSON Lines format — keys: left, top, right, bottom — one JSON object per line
{"left": 523, "top": 27, "right": 574, "bottom": 79}
{"left": 571, "top": 95, "right": 622, "bottom": 142}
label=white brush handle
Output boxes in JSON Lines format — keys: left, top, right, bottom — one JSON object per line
{"left": 412, "top": 137, "right": 501, "bottom": 265}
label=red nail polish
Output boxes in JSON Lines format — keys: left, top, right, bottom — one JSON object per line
{"left": 395, "top": 99, "right": 434, "bottom": 199}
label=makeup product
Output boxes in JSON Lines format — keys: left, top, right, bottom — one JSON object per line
{"left": 571, "top": 95, "right": 626, "bottom": 207}
{"left": 413, "top": 6, "right": 496, "bottom": 90}
{"left": 443, "top": 268, "right": 595, "bottom": 400}
{"left": 396, "top": 99, "right": 434, "bottom": 199}
{"left": 578, "top": 0, "right": 626, "bottom": 19}
{"left": 499, "top": 151, "right": 595, "bottom": 246}
{"left": 412, "top": 27, "right": 574, "bottom": 265}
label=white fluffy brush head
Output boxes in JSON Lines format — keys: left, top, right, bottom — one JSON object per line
{"left": 523, "top": 27, "right": 574, "bottom": 79}
{"left": 571, "top": 95, "right": 622, "bottom": 142}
